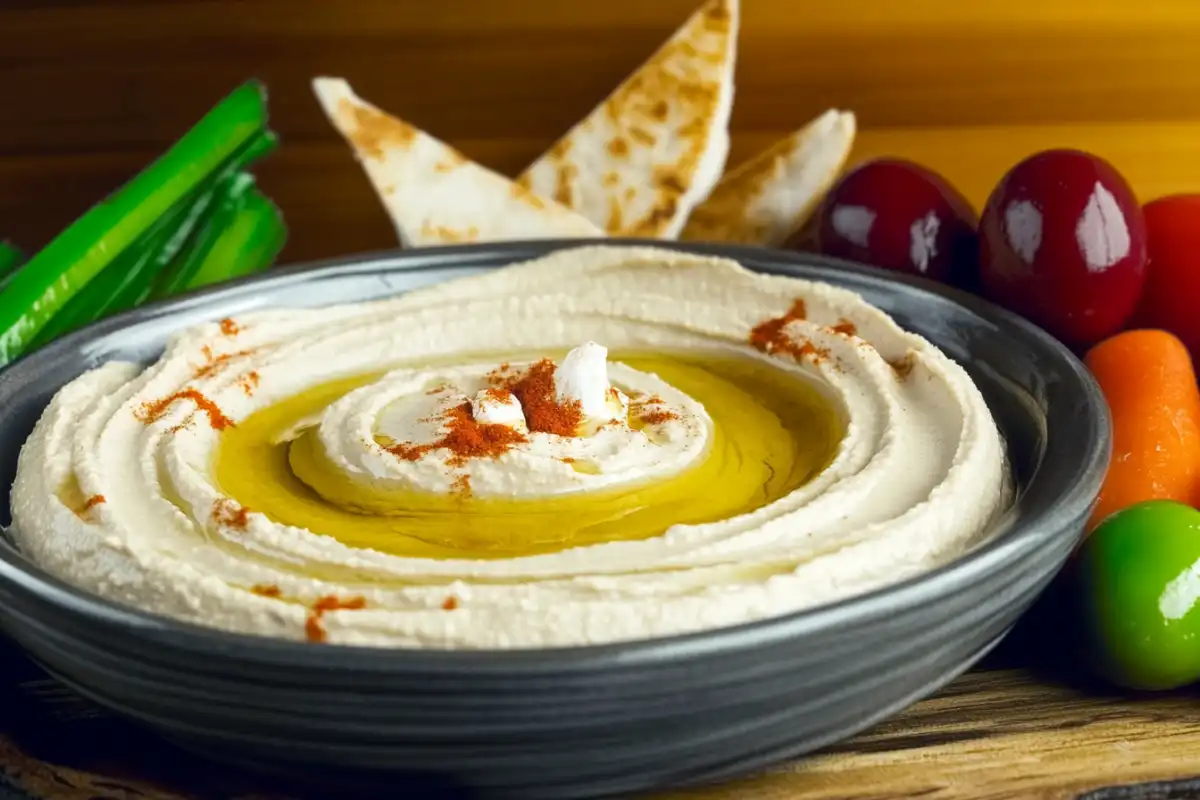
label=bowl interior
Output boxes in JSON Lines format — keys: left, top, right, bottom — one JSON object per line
{"left": 0, "top": 239, "right": 1109, "bottom": 661}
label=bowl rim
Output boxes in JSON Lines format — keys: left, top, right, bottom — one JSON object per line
{"left": 0, "top": 238, "right": 1111, "bottom": 673}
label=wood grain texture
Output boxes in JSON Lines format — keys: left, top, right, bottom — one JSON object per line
{"left": 5, "top": 0, "right": 1200, "bottom": 262}
{"left": 661, "top": 670, "right": 1200, "bottom": 800}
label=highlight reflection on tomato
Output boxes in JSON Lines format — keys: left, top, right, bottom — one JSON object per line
{"left": 812, "top": 159, "right": 978, "bottom": 288}
{"left": 979, "top": 149, "right": 1147, "bottom": 349}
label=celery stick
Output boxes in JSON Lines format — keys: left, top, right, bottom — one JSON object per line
{"left": 0, "top": 80, "right": 269, "bottom": 366}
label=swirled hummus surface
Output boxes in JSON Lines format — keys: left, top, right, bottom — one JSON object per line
{"left": 10, "top": 246, "right": 1011, "bottom": 649}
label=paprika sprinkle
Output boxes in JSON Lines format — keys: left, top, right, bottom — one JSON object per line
{"left": 211, "top": 498, "right": 251, "bottom": 529}
{"left": 450, "top": 474, "right": 473, "bottom": 497}
{"left": 750, "top": 298, "right": 807, "bottom": 355}
{"left": 238, "top": 371, "right": 260, "bottom": 396}
{"left": 631, "top": 395, "right": 680, "bottom": 427}
{"left": 497, "top": 359, "right": 582, "bottom": 436}
{"left": 795, "top": 341, "right": 830, "bottom": 363}
{"left": 193, "top": 347, "right": 254, "bottom": 380}
{"left": 384, "top": 401, "right": 529, "bottom": 467}
{"left": 637, "top": 408, "right": 680, "bottom": 426}
{"left": 137, "top": 389, "right": 234, "bottom": 430}
{"left": 831, "top": 319, "right": 857, "bottom": 337}
{"left": 305, "top": 594, "right": 367, "bottom": 643}
{"left": 749, "top": 301, "right": 831, "bottom": 364}
{"left": 219, "top": 318, "right": 241, "bottom": 336}
{"left": 74, "top": 494, "right": 106, "bottom": 520}
{"left": 483, "top": 386, "right": 514, "bottom": 404}
{"left": 384, "top": 358, "right": 588, "bottom": 467}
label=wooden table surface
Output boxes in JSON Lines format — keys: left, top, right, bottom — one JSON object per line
{"left": 5, "top": 1, "right": 1200, "bottom": 797}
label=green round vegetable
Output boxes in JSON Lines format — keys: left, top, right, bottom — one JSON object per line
{"left": 1077, "top": 499, "right": 1200, "bottom": 690}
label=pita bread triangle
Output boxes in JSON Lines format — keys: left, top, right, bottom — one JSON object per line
{"left": 313, "top": 77, "right": 603, "bottom": 247}
{"left": 681, "top": 110, "right": 856, "bottom": 246}
{"left": 516, "top": 0, "right": 739, "bottom": 239}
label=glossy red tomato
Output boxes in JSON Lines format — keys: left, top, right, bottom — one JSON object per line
{"left": 979, "top": 149, "right": 1147, "bottom": 349}
{"left": 1131, "top": 195, "right": 1200, "bottom": 357}
{"left": 811, "top": 159, "right": 979, "bottom": 288}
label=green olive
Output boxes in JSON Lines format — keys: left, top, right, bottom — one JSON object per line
{"left": 1076, "top": 499, "right": 1200, "bottom": 690}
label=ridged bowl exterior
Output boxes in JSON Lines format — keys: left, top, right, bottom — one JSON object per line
{"left": 0, "top": 241, "right": 1109, "bottom": 799}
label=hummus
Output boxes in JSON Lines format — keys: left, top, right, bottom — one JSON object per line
{"left": 10, "top": 246, "right": 1011, "bottom": 649}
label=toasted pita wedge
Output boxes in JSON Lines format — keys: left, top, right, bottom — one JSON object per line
{"left": 517, "top": 0, "right": 739, "bottom": 239}
{"left": 681, "top": 110, "right": 856, "bottom": 246}
{"left": 313, "top": 77, "right": 603, "bottom": 247}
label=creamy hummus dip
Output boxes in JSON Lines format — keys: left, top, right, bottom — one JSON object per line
{"left": 10, "top": 246, "right": 1011, "bottom": 649}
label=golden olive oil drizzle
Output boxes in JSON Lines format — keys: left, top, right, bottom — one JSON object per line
{"left": 213, "top": 352, "right": 844, "bottom": 560}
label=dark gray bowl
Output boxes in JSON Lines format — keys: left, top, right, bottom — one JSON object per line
{"left": 0, "top": 240, "right": 1108, "bottom": 799}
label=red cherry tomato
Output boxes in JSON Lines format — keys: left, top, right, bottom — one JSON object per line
{"left": 979, "top": 149, "right": 1147, "bottom": 349}
{"left": 811, "top": 159, "right": 979, "bottom": 288}
{"left": 1131, "top": 195, "right": 1200, "bottom": 357}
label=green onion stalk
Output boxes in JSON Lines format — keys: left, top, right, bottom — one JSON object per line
{"left": 0, "top": 80, "right": 287, "bottom": 366}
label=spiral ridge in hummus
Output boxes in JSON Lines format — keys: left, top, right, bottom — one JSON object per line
{"left": 10, "top": 246, "right": 1012, "bottom": 649}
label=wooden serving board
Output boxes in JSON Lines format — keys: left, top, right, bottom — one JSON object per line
{"left": 2, "top": 632, "right": 1200, "bottom": 800}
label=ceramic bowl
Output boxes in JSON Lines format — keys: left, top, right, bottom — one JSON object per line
{"left": 0, "top": 240, "right": 1109, "bottom": 799}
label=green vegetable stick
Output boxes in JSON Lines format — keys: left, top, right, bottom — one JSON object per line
{"left": 7, "top": 131, "right": 273, "bottom": 322}
{"left": 26, "top": 132, "right": 278, "bottom": 347}
{"left": 28, "top": 178, "right": 223, "bottom": 347}
{"left": 149, "top": 172, "right": 258, "bottom": 301}
{"left": 180, "top": 184, "right": 286, "bottom": 293}
{"left": 0, "top": 80, "right": 269, "bottom": 366}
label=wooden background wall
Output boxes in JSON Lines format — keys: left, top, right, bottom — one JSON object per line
{"left": 4, "top": 0, "right": 1200, "bottom": 265}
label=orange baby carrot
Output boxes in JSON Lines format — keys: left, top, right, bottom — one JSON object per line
{"left": 1084, "top": 329, "right": 1200, "bottom": 530}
